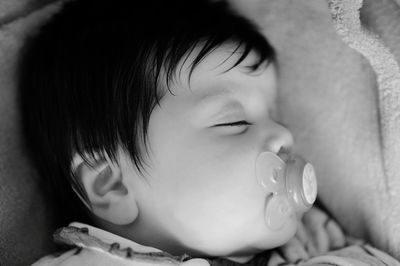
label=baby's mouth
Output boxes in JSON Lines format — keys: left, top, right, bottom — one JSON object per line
{"left": 277, "top": 150, "right": 290, "bottom": 163}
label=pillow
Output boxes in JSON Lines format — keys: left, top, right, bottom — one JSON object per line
{"left": 0, "top": 2, "right": 62, "bottom": 265}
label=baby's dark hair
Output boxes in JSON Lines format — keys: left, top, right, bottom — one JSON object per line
{"left": 18, "top": 0, "right": 275, "bottom": 222}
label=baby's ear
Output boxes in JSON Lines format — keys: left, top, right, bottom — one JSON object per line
{"left": 71, "top": 153, "right": 138, "bottom": 225}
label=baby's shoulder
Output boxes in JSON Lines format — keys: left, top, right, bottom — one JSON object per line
{"left": 31, "top": 225, "right": 208, "bottom": 266}
{"left": 32, "top": 217, "right": 400, "bottom": 266}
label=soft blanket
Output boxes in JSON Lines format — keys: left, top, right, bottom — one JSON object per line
{"left": 330, "top": 0, "right": 400, "bottom": 258}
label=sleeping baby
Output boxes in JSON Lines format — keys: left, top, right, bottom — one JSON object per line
{"left": 19, "top": 0, "right": 400, "bottom": 265}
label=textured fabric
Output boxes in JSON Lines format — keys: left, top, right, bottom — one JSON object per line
{"left": 32, "top": 207, "right": 400, "bottom": 266}
{"left": 359, "top": 0, "right": 400, "bottom": 256}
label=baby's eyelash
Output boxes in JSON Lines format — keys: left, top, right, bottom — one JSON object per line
{"left": 214, "top": 120, "right": 252, "bottom": 127}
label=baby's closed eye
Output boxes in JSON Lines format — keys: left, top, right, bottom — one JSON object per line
{"left": 212, "top": 120, "right": 253, "bottom": 134}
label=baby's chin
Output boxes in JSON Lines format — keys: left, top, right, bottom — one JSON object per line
{"left": 253, "top": 216, "right": 298, "bottom": 252}
{"left": 215, "top": 220, "right": 298, "bottom": 263}
{"left": 178, "top": 216, "right": 298, "bottom": 263}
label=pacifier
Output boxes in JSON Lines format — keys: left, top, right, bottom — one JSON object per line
{"left": 255, "top": 151, "right": 317, "bottom": 231}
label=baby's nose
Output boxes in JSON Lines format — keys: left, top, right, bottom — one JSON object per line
{"left": 262, "top": 122, "right": 294, "bottom": 154}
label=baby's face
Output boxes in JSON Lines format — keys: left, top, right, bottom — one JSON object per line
{"left": 119, "top": 44, "right": 296, "bottom": 259}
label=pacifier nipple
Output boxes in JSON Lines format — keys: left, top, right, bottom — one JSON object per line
{"left": 256, "top": 152, "right": 317, "bottom": 231}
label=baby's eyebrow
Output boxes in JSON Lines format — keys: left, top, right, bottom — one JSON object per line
{"left": 195, "top": 87, "right": 244, "bottom": 119}
{"left": 198, "top": 87, "right": 234, "bottom": 103}
{"left": 195, "top": 86, "right": 238, "bottom": 111}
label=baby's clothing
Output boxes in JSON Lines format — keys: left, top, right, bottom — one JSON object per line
{"left": 32, "top": 207, "right": 400, "bottom": 266}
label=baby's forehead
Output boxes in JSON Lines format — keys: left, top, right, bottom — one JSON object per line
{"left": 155, "top": 49, "right": 276, "bottom": 114}
{"left": 185, "top": 43, "right": 264, "bottom": 74}
{"left": 161, "top": 43, "right": 268, "bottom": 92}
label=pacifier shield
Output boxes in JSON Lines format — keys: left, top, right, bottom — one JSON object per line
{"left": 255, "top": 152, "right": 285, "bottom": 192}
{"left": 265, "top": 197, "right": 293, "bottom": 231}
{"left": 256, "top": 152, "right": 318, "bottom": 230}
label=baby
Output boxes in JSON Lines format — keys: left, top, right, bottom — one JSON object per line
{"left": 19, "top": 0, "right": 399, "bottom": 265}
